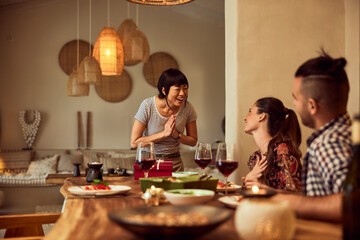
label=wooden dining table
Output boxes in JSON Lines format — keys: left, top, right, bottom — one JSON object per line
{"left": 45, "top": 176, "right": 342, "bottom": 240}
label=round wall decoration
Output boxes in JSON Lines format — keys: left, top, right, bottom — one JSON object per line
{"left": 95, "top": 70, "right": 132, "bottom": 103}
{"left": 58, "top": 39, "right": 93, "bottom": 75}
{"left": 143, "top": 52, "right": 179, "bottom": 87}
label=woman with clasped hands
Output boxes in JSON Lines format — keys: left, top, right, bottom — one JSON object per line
{"left": 130, "top": 68, "right": 198, "bottom": 172}
{"left": 243, "top": 97, "right": 302, "bottom": 191}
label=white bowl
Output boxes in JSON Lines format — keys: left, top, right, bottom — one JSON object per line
{"left": 164, "top": 189, "right": 215, "bottom": 205}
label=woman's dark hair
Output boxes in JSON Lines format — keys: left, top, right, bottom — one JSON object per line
{"left": 255, "top": 97, "right": 302, "bottom": 182}
{"left": 157, "top": 68, "right": 188, "bottom": 99}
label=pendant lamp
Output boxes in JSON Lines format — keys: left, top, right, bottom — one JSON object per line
{"left": 93, "top": 0, "right": 124, "bottom": 76}
{"left": 127, "top": 0, "right": 194, "bottom": 6}
{"left": 78, "top": 0, "right": 102, "bottom": 85}
{"left": 67, "top": 70, "right": 90, "bottom": 96}
{"left": 67, "top": 0, "right": 89, "bottom": 96}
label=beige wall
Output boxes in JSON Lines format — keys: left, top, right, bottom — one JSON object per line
{"left": 226, "top": 0, "right": 359, "bottom": 183}
{"left": 0, "top": 0, "right": 225, "bottom": 149}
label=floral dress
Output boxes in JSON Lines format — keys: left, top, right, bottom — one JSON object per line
{"left": 248, "top": 142, "right": 302, "bottom": 191}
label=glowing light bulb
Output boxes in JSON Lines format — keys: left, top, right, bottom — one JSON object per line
{"left": 105, "top": 49, "right": 111, "bottom": 56}
{"left": 252, "top": 185, "right": 259, "bottom": 193}
{"left": 151, "top": 185, "right": 155, "bottom": 190}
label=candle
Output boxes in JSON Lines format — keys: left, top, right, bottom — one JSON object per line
{"left": 143, "top": 185, "right": 163, "bottom": 206}
{"left": 250, "top": 185, "right": 267, "bottom": 195}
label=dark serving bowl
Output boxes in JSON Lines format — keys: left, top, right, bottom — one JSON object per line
{"left": 108, "top": 205, "right": 232, "bottom": 239}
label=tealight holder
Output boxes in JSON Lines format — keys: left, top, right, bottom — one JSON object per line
{"left": 240, "top": 185, "right": 277, "bottom": 198}
{"left": 235, "top": 198, "right": 295, "bottom": 240}
{"left": 143, "top": 185, "right": 164, "bottom": 206}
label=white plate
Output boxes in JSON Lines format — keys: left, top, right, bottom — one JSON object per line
{"left": 172, "top": 172, "right": 198, "bottom": 177}
{"left": 68, "top": 185, "right": 131, "bottom": 196}
{"left": 216, "top": 184, "right": 242, "bottom": 193}
{"left": 218, "top": 195, "right": 244, "bottom": 208}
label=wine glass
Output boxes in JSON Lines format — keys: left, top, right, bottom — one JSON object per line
{"left": 215, "top": 143, "right": 239, "bottom": 195}
{"left": 135, "top": 142, "right": 156, "bottom": 178}
{"left": 194, "top": 142, "right": 212, "bottom": 176}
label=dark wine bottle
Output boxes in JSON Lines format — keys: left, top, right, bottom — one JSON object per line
{"left": 343, "top": 114, "right": 360, "bottom": 240}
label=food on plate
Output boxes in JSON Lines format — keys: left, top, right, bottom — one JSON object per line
{"left": 125, "top": 212, "right": 209, "bottom": 226}
{"left": 84, "top": 179, "right": 111, "bottom": 190}
{"left": 217, "top": 181, "right": 235, "bottom": 188}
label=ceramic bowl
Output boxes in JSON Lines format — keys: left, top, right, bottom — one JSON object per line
{"left": 164, "top": 189, "right": 215, "bottom": 205}
{"left": 108, "top": 205, "right": 232, "bottom": 239}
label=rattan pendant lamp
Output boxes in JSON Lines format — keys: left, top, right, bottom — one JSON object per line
{"left": 127, "top": 0, "right": 193, "bottom": 6}
{"left": 117, "top": 4, "right": 149, "bottom": 66}
{"left": 93, "top": 0, "right": 124, "bottom": 76}
{"left": 78, "top": 0, "right": 102, "bottom": 85}
{"left": 67, "top": 0, "right": 89, "bottom": 96}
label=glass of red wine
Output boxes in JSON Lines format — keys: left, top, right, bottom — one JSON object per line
{"left": 135, "top": 142, "right": 156, "bottom": 178}
{"left": 215, "top": 142, "right": 239, "bottom": 195}
{"left": 194, "top": 142, "right": 212, "bottom": 176}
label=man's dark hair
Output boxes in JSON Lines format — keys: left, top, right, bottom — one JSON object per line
{"left": 295, "top": 50, "right": 349, "bottom": 114}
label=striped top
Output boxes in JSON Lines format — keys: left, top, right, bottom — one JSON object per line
{"left": 134, "top": 96, "right": 197, "bottom": 155}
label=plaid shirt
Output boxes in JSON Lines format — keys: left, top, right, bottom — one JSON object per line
{"left": 302, "top": 113, "right": 352, "bottom": 196}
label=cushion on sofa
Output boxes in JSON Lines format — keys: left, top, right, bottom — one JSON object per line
{"left": 58, "top": 153, "right": 83, "bottom": 172}
{"left": 27, "top": 155, "right": 59, "bottom": 176}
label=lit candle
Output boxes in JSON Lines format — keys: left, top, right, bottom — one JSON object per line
{"left": 252, "top": 185, "right": 259, "bottom": 193}
{"left": 143, "top": 185, "right": 163, "bottom": 206}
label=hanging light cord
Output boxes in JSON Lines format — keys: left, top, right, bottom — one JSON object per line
{"left": 136, "top": 4, "right": 139, "bottom": 29}
{"left": 127, "top": 2, "right": 130, "bottom": 19}
{"left": 77, "top": 0, "right": 79, "bottom": 69}
{"left": 107, "top": 0, "right": 110, "bottom": 27}
{"left": 89, "top": 0, "right": 91, "bottom": 55}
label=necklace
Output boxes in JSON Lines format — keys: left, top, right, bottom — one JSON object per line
{"left": 19, "top": 110, "right": 41, "bottom": 149}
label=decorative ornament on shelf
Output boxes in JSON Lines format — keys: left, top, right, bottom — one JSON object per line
{"left": 19, "top": 110, "right": 41, "bottom": 150}
{"left": 127, "top": 0, "right": 194, "bottom": 6}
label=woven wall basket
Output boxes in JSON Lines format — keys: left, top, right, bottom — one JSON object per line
{"left": 124, "top": 30, "right": 150, "bottom": 66}
{"left": 143, "top": 52, "right": 179, "bottom": 87}
{"left": 95, "top": 70, "right": 132, "bottom": 103}
{"left": 67, "top": 70, "right": 90, "bottom": 96}
{"left": 77, "top": 56, "right": 102, "bottom": 85}
{"left": 59, "top": 40, "right": 92, "bottom": 76}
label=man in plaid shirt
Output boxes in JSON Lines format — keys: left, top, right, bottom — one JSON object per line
{"left": 275, "top": 50, "right": 352, "bottom": 222}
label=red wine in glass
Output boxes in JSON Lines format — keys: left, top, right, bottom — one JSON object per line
{"left": 136, "top": 159, "right": 156, "bottom": 171}
{"left": 216, "top": 161, "right": 238, "bottom": 177}
{"left": 136, "top": 142, "right": 156, "bottom": 178}
{"left": 215, "top": 143, "right": 239, "bottom": 195}
{"left": 195, "top": 158, "right": 212, "bottom": 169}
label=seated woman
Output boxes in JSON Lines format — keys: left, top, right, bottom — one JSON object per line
{"left": 243, "top": 97, "right": 302, "bottom": 191}
{"left": 130, "top": 68, "right": 198, "bottom": 172}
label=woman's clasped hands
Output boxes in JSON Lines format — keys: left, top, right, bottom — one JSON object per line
{"left": 163, "top": 115, "right": 178, "bottom": 138}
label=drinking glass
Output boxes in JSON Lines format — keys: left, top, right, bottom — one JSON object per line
{"left": 135, "top": 142, "right": 156, "bottom": 178}
{"left": 194, "top": 142, "right": 213, "bottom": 176}
{"left": 215, "top": 143, "right": 239, "bottom": 195}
